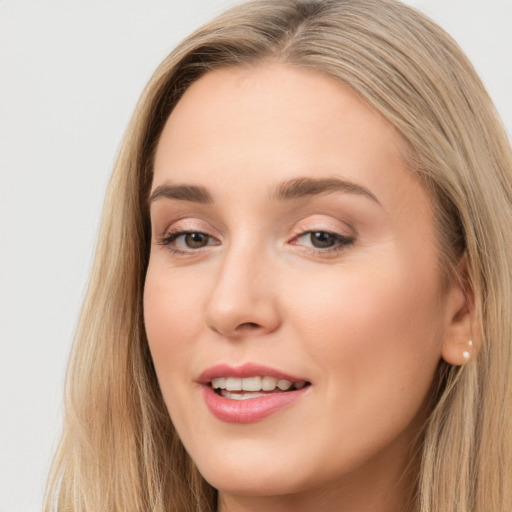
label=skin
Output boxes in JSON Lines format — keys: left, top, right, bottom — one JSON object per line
{"left": 144, "top": 63, "right": 471, "bottom": 512}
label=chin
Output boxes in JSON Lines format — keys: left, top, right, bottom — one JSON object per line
{"left": 193, "top": 449, "right": 313, "bottom": 498}
{"left": 204, "top": 470, "right": 306, "bottom": 498}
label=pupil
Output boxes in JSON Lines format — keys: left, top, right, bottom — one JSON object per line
{"left": 186, "top": 233, "right": 208, "bottom": 248}
{"left": 311, "top": 231, "right": 335, "bottom": 248}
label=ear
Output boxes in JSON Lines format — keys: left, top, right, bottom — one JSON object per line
{"left": 441, "top": 254, "right": 479, "bottom": 366}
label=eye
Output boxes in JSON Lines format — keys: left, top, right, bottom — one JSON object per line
{"left": 306, "top": 231, "right": 340, "bottom": 248}
{"left": 180, "top": 232, "right": 211, "bottom": 249}
{"left": 159, "top": 231, "right": 218, "bottom": 252}
{"left": 293, "top": 230, "right": 354, "bottom": 252}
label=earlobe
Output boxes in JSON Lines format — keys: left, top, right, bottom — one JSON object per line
{"left": 442, "top": 337, "right": 475, "bottom": 366}
{"left": 440, "top": 255, "right": 479, "bottom": 366}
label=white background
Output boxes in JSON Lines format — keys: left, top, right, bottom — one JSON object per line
{"left": 1, "top": 1, "right": 511, "bottom": 510}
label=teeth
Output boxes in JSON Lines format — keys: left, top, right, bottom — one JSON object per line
{"left": 221, "top": 390, "right": 267, "bottom": 400}
{"left": 225, "top": 377, "right": 242, "bottom": 391}
{"left": 261, "top": 376, "right": 277, "bottom": 391}
{"left": 242, "top": 376, "right": 262, "bottom": 391}
{"left": 210, "top": 376, "right": 307, "bottom": 392}
{"left": 212, "top": 377, "right": 226, "bottom": 389}
{"left": 277, "top": 379, "right": 292, "bottom": 391}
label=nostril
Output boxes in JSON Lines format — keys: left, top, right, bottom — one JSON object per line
{"left": 206, "top": 320, "right": 262, "bottom": 336}
{"left": 237, "top": 322, "right": 261, "bottom": 331}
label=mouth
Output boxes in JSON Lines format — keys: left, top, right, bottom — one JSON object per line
{"left": 199, "top": 363, "right": 311, "bottom": 422}
{"left": 210, "top": 376, "right": 309, "bottom": 400}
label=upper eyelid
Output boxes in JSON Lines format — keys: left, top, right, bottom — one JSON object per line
{"left": 292, "top": 218, "right": 356, "bottom": 238}
{"left": 153, "top": 212, "right": 356, "bottom": 240}
{"left": 154, "top": 217, "right": 220, "bottom": 238}
{"left": 168, "top": 231, "right": 218, "bottom": 243}
{"left": 295, "top": 229, "right": 351, "bottom": 238}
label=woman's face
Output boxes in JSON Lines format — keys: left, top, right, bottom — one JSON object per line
{"left": 144, "top": 64, "right": 461, "bottom": 507}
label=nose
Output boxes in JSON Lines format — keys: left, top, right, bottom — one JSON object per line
{"left": 204, "top": 243, "right": 281, "bottom": 338}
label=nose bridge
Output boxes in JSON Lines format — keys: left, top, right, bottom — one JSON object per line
{"left": 204, "top": 232, "right": 279, "bottom": 337}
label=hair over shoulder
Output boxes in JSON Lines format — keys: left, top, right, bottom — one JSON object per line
{"left": 45, "top": 1, "right": 512, "bottom": 511}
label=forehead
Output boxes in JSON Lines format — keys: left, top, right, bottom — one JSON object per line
{"left": 152, "top": 63, "right": 427, "bottom": 217}
{"left": 155, "top": 64, "right": 400, "bottom": 175}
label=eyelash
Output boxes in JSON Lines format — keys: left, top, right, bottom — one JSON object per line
{"left": 157, "top": 227, "right": 354, "bottom": 257}
{"left": 291, "top": 230, "right": 354, "bottom": 256}
{"left": 157, "top": 230, "right": 219, "bottom": 254}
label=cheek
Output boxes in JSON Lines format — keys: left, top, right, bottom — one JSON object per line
{"left": 143, "top": 262, "right": 211, "bottom": 439}
{"left": 293, "top": 257, "right": 441, "bottom": 338}
{"left": 143, "top": 263, "right": 203, "bottom": 381}
{"left": 274, "top": 258, "right": 444, "bottom": 475}
{"left": 288, "top": 252, "right": 444, "bottom": 408}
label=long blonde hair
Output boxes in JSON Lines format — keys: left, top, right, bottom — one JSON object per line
{"left": 45, "top": 1, "right": 512, "bottom": 510}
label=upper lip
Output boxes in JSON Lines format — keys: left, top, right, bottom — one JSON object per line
{"left": 197, "top": 363, "right": 308, "bottom": 385}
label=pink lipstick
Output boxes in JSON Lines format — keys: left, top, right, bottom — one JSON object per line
{"left": 198, "top": 363, "right": 310, "bottom": 423}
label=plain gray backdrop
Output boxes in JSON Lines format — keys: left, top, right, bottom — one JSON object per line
{"left": 1, "top": 1, "right": 511, "bottom": 510}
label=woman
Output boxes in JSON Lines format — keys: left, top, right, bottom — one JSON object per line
{"left": 45, "top": 0, "right": 512, "bottom": 510}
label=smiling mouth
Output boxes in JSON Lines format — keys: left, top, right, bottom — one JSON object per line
{"left": 210, "top": 376, "right": 310, "bottom": 400}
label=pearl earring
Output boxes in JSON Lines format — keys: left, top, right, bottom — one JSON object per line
{"left": 463, "top": 339, "right": 473, "bottom": 360}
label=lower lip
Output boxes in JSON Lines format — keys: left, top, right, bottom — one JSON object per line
{"left": 201, "top": 385, "right": 309, "bottom": 423}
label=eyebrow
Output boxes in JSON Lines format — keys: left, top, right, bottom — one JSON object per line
{"left": 271, "top": 177, "right": 380, "bottom": 205}
{"left": 148, "top": 182, "right": 213, "bottom": 205}
{"left": 148, "top": 176, "right": 380, "bottom": 207}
